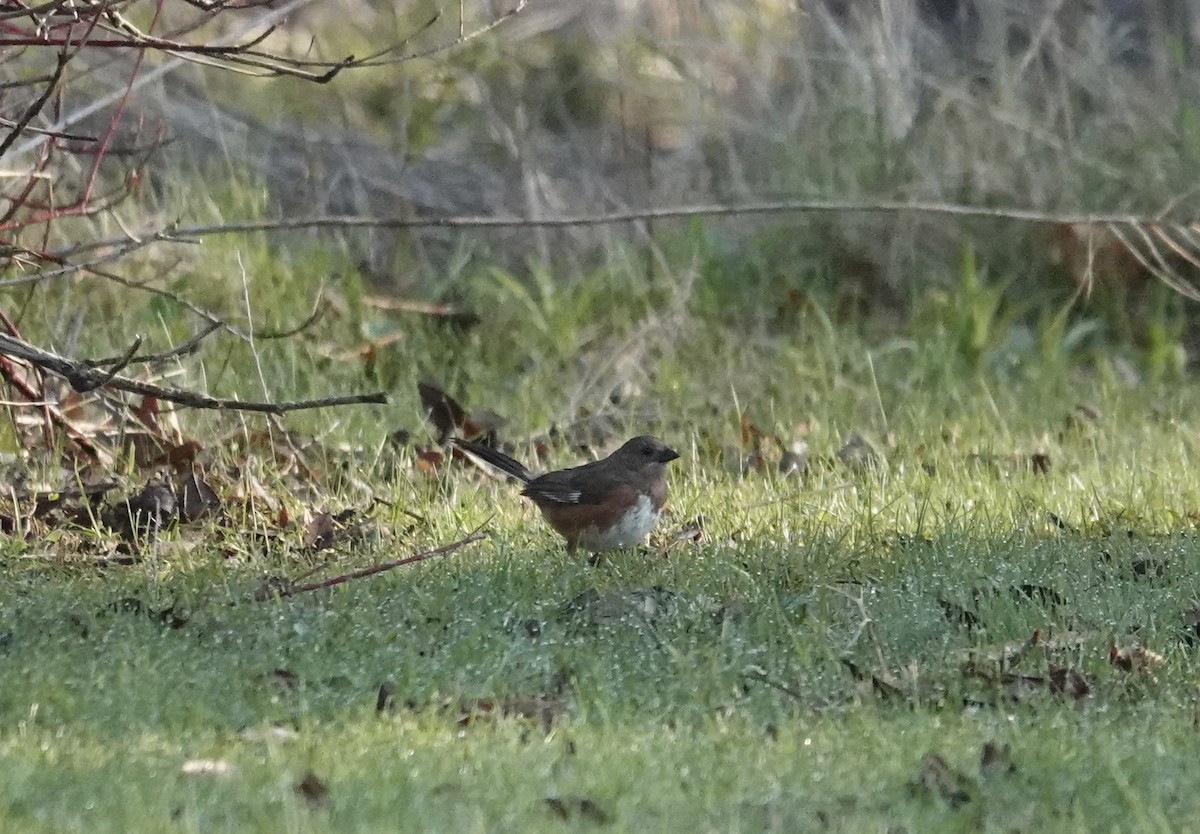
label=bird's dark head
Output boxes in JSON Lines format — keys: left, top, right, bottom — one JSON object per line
{"left": 614, "top": 436, "right": 680, "bottom": 467}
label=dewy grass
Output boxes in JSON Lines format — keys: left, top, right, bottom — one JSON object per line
{"left": 9, "top": 5, "right": 1200, "bottom": 827}
{"left": 4, "top": 197, "right": 1200, "bottom": 831}
{"left": 5, "top": 238, "right": 1200, "bottom": 831}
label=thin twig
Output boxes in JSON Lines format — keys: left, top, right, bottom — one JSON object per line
{"left": 0, "top": 307, "right": 103, "bottom": 459}
{"left": 252, "top": 287, "right": 325, "bottom": 340}
{"left": 400, "top": 0, "right": 525, "bottom": 62}
{"left": 9, "top": 0, "right": 527, "bottom": 158}
{"left": 0, "top": 50, "right": 71, "bottom": 158}
{"left": 742, "top": 665, "right": 807, "bottom": 702}
{"left": 0, "top": 249, "right": 258, "bottom": 348}
{"left": 82, "top": 321, "right": 222, "bottom": 368}
{"left": 249, "top": 530, "right": 486, "bottom": 601}
{"left": 76, "top": 336, "right": 142, "bottom": 391}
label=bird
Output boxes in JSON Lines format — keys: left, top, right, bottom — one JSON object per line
{"left": 453, "top": 435, "right": 680, "bottom": 553}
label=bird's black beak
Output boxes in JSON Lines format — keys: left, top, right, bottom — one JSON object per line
{"left": 659, "top": 446, "right": 680, "bottom": 463}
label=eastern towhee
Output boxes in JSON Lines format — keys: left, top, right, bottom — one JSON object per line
{"left": 453, "top": 436, "right": 680, "bottom": 552}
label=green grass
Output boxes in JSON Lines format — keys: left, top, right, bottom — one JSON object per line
{"left": 4, "top": 454, "right": 1200, "bottom": 833}
{"left": 4, "top": 213, "right": 1200, "bottom": 831}
{"left": 10, "top": 4, "right": 1200, "bottom": 825}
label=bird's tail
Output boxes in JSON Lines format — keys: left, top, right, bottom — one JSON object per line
{"left": 451, "top": 438, "right": 535, "bottom": 483}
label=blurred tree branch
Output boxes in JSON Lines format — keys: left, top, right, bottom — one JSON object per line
{"left": 0, "top": 0, "right": 527, "bottom": 460}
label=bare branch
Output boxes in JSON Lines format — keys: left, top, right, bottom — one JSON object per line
{"left": 400, "top": 0, "right": 527, "bottom": 62}
{"left": 101, "top": 200, "right": 1195, "bottom": 239}
{"left": 0, "top": 333, "right": 387, "bottom": 415}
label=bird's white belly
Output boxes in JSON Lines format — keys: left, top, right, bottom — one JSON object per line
{"left": 577, "top": 494, "right": 661, "bottom": 552}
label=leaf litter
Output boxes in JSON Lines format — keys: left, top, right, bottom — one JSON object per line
{"left": 0, "top": 382, "right": 491, "bottom": 603}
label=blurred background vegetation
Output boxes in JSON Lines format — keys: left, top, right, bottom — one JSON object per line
{"left": 4, "top": 0, "right": 1200, "bottom": 443}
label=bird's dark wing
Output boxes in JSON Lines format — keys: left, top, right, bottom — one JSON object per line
{"left": 521, "top": 460, "right": 622, "bottom": 506}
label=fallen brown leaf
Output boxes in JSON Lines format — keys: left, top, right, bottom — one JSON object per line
{"left": 376, "top": 681, "right": 396, "bottom": 713}
{"left": 103, "top": 480, "right": 177, "bottom": 541}
{"left": 418, "top": 381, "right": 467, "bottom": 444}
{"left": 1109, "top": 644, "right": 1165, "bottom": 674}
{"left": 979, "top": 742, "right": 1015, "bottom": 779}
{"left": 778, "top": 440, "right": 808, "bottom": 476}
{"left": 295, "top": 771, "right": 329, "bottom": 809}
{"left": 1047, "top": 665, "right": 1090, "bottom": 701}
{"left": 544, "top": 796, "right": 610, "bottom": 824}
{"left": 413, "top": 448, "right": 445, "bottom": 476}
{"left": 258, "top": 668, "right": 300, "bottom": 693}
{"left": 305, "top": 512, "right": 337, "bottom": 551}
{"left": 177, "top": 468, "right": 220, "bottom": 523}
{"left": 153, "top": 439, "right": 204, "bottom": 470}
{"left": 837, "top": 433, "right": 877, "bottom": 468}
